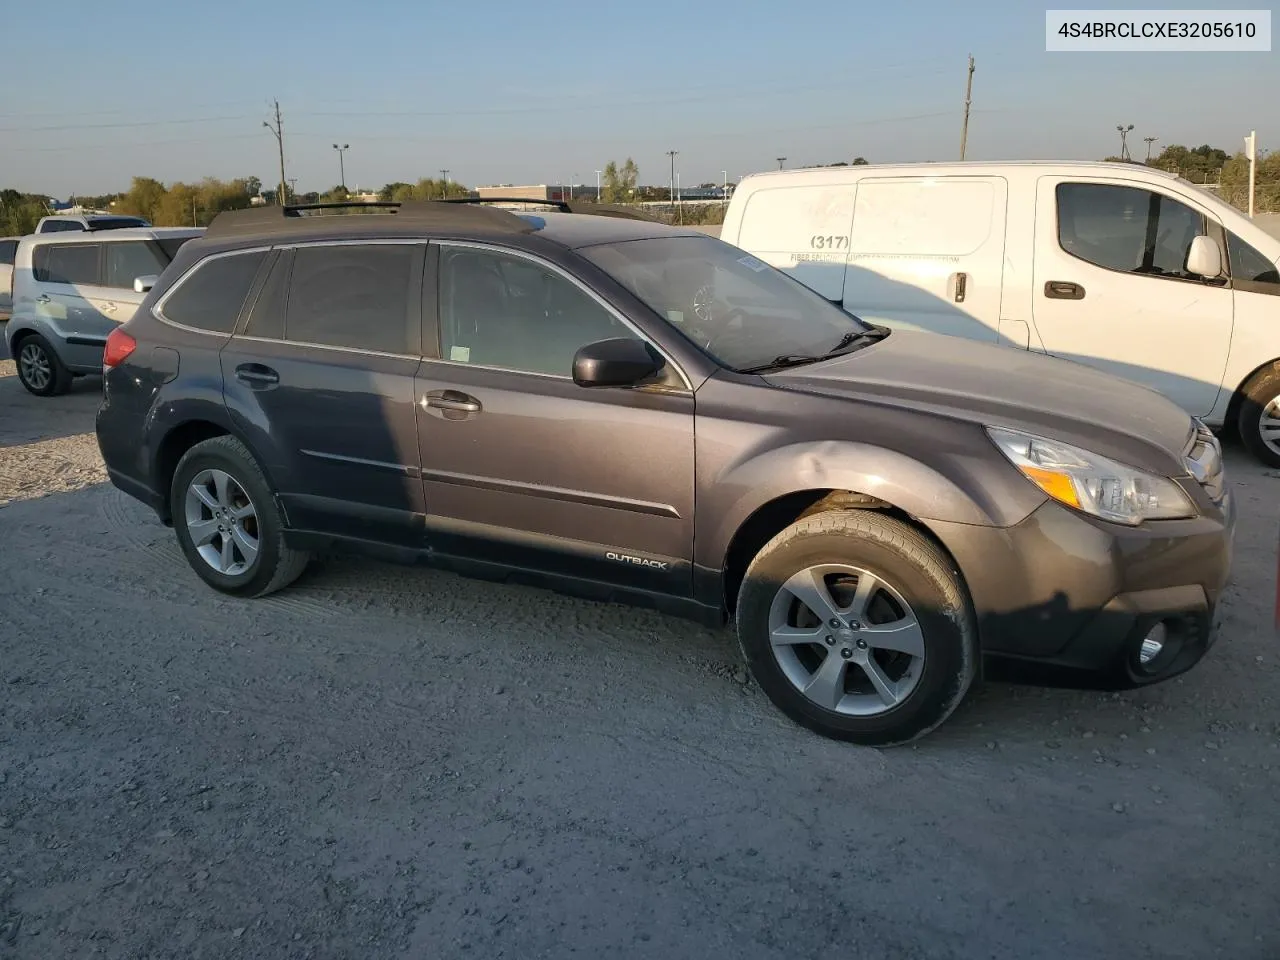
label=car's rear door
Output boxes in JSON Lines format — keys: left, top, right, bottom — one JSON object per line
{"left": 0, "top": 240, "right": 17, "bottom": 318}
{"left": 414, "top": 240, "right": 696, "bottom": 598}
{"left": 219, "top": 239, "right": 429, "bottom": 548}
{"left": 28, "top": 241, "right": 104, "bottom": 369}
{"left": 85, "top": 238, "right": 172, "bottom": 326}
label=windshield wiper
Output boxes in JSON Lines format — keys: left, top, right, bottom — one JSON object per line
{"left": 738, "top": 327, "right": 889, "bottom": 374}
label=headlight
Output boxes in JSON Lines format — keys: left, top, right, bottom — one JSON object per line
{"left": 985, "top": 426, "right": 1195, "bottom": 526}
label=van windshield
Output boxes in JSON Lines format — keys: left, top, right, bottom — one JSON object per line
{"left": 580, "top": 234, "right": 871, "bottom": 371}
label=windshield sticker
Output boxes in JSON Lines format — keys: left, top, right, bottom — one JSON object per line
{"left": 667, "top": 310, "right": 685, "bottom": 324}
{"left": 737, "top": 254, "right": 769, "bottom": 272}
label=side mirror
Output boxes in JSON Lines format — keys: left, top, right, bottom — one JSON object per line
{"left": 134, "top": 274, "right": 159, "bottom": 293}
{"left": 1185, "top": 235, "right": 1223, "bottom": 278}
{"left": 572, "top": 337, "right": 662, "bottom": 387}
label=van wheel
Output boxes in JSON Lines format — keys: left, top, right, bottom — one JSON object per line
{"left": 170, "top": 436, "right": 311, "bottom": 597}
{"left": 14, "top": 333, "right": 72, "bottom": 397}
{"left": 735, "top": 510, "right": 977, "bottom": 746}
{"left": 1236, "top": 366, "right": 1280, "bottom": 468}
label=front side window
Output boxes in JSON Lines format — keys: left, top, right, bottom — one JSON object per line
{"left": 104, "top": 240, "right": 168, "bottom": 289}
{"left": 438, "top": 245, "right": 637, "bottom": 377}
{"left": 1056, "top": 182, "right": 1208, "bottom": 280}
{"left": 580, "top": 234, "right": 870, "bottom": 371}
{"left": 1227, "top": 231, "right": 1280, "bottom": 289}
{"left": 33, "top": 243, "right": 100, "bottom": 284}
{"left": 284, "top": 244, "right": 418, "bottom": 355}
{"left": 161, "top": 250, "right": 267, "bottom": 333}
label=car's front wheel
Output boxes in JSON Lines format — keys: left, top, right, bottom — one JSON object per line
{"left": 735, "top": 509, "right": 977, "bottom": 746}
{"left": 14, "top": 333, "right": 72, "bottom": 397}
{"left": 171, "top": 436, "right": 311, "bottom": 597}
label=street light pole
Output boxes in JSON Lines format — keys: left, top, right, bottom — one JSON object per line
{"left": 595, "top": 169, "right": 602, "bottom": 201}
{"left": 332, "top": 143, "right": 349, "bottom": 190}
{"left": 777, "top": 156, "right": 786, "bottom": 170}
{"left": 722, "top": 169, "right": 728, "bottom": 204}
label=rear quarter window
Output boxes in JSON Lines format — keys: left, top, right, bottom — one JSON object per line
{"left": 0, "top": 240, "right": 16, "bottom": 266}
{"left": 33, "top": 243, "right": 101, "bottom": 284}
{"left": 158, "top": 250, "right": 268, "bottom": 333}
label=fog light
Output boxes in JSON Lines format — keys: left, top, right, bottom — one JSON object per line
{"left": 1139, "top": 623, "right": 1167, "bottom": 665}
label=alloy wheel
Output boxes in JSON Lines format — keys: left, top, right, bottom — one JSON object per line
{"left": 1259, "top": 393, "right": 1280, "bottom": 458}
{"left": 767, "top": 564, "right": 926, "bottom": 716}
{"left": 184, "top": 468, "right": 260, "bottom": 577}
{"left": 18, "top": 341, "right": 52, "bottom": 392}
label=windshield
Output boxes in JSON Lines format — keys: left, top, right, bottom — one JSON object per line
{"left": 580, "top": 235, "right": 871, "bottom": 371}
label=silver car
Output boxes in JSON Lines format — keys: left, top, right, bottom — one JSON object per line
{"left": 5, "top": 226, "right": 203, "bottom": 396}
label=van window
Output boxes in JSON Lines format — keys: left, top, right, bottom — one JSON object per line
{"left": 0, "top": 240, "right": 16, "bottom": 266}
{"left": 284, "top": 244, "right": 418, "bottom": 355}
{"left": 849, "top": 179, "right": 997, "bottom": 257}
{"left": 1056, "top": 183, "right": 1207, "bottom": 280}
{"left": 1226, "top": 231, "right": 1280, "bottom": 291}
{"left": 736, "top": 185, "right": 856, "bottom": 301}
{"left": 33, "top": 244, "right": 100, "bottom": 284}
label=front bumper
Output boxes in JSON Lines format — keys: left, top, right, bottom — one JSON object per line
{"left": 927, "top": 488, "right": 1236, "bottom": 687}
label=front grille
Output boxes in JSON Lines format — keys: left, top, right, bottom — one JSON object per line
{"left": 1183, "top": 419, "right": 1225, "bottom": 504}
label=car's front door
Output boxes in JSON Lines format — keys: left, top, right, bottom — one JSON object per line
{"left": 219, "top": 240, "right": 429, "bottom": 547}
{"left": 1031, "top": 176, "right": 1234, "bottom": 417}
{"left": 415, "top": 241, "right": 696, "bottom": 597}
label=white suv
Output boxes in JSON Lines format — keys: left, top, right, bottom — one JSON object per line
{"left": 5, "top": 226, "right": 203, "bottom": 396}
{"left": 0, "top": 236, "right": 18, "bottom": 320}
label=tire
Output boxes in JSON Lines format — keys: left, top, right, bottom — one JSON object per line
{"left": 1236, "top": 364, "right": 1280, "bottom": 468}
{"left": 13, "top": 333, "right": 72, "bottom": 397}
{"left": 170, "top": 435, "right": 311, "bottom": 597}
{"left": 735, "top": 509, "right": 977, "bottom": 747}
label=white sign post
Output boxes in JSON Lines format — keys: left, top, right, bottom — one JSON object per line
{"left": 1245, "top": 130, "right": 1257, "bottom": 218}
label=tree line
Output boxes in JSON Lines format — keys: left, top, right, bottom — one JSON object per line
{"left": 1104, "top": 143, "right": 1278, "bottom": 213}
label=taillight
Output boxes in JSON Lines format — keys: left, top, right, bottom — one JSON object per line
{"left": 103, "top": 327, "right": 136, "bottom": 370}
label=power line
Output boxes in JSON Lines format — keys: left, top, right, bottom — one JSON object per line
{"left": 0, "top": 114, "right": 256, "bottom": 133}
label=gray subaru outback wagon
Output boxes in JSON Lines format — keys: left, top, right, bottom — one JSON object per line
{"left": 94, "top": 199, "right": 1235, "bottom": 745}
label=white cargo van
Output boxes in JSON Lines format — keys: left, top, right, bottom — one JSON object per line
{"left": 721, "top": 161, "right": 1280, "bottom": 465}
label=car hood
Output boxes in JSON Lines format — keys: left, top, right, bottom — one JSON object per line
{"left": 764, "top": 329, "right": 1196, "bottom": 475}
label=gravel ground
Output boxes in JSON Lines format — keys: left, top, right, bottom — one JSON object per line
{"left": 1, "top": 330, "right": 1278, "bottom": 960}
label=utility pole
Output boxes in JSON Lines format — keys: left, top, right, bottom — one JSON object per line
{"left": 959, "top": 54, "right": 975, "bottom": 160}
{"left": 332, "top": 144, "right": 349, "bottom": 190}
{"left": 439, "top": 170, "right": 450, "bottom": 198}
{"left": 1245, "top": 130, "right": 1257, "bottom": 218}
{"left": 263, "top": 100, "right": 287, "bottom": 207}
{"left": 1143, "top": 136, "right": 1158, "bottom": 163}
{"left": 666, "top": 150, "right": 677, "bottom": 205}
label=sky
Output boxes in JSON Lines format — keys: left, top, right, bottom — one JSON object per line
{"left": 2, "top": 0, "right": 1276, "bottom": 197}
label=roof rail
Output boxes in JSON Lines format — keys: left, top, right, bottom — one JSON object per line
{"left": 203, "top": 199, "right": 535, "bottom": 239}
{"left": 441, "top": 196, "right": 664, "bottom": 224}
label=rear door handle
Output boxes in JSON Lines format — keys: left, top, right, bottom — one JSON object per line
{"left": 951, "top": 271, "right": 968, "bottom": 303}
{"left": 1044, "top": 280, "right": 1085, "bottom": 300}
{"left": 235, "top": 363, "right": 279, "bottom": 388}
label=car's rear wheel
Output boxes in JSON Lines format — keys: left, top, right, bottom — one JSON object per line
{"left": 14, "top": 333, "right": 72, "bottom": 397}
{"left": 735, "top": 509, "right": 977, "bottom": 746}
{"left": 1237, "top": 365, "right": 1280, "bottom": 468}
{"left": 171, "top": 435, "right": 311, "bottom": 597}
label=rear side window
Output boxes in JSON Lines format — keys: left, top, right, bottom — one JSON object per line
{"left": 104, "top": 241, "right": 167, "bottom": 289}
{"left": 33, "top": 243, "right": 101, "bottom": 284}
{"left": 159, "top": 250, "right": 267, "bottom": 333}
{"left": 283, "top": 244, "right": 418, "bottom": 355}
{"left": 1227, "top": 231, "right": 1280, "bottom": 290}
{"left": 0, "top": 240, "right": 16, "bottom": 266}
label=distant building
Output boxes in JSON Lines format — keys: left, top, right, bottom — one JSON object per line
{"left": 475, "top": 184, "right": 570, "bottom": 202}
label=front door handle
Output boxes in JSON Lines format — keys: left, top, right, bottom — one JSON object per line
{"left": 235, "top": 363, "right": 280, "bottom": 388}
{"left": 1044, "top": 280, "right": 1085, "bottom": 300}
{"left": 423, "top": 389, "right": 481, "bottom": 416}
